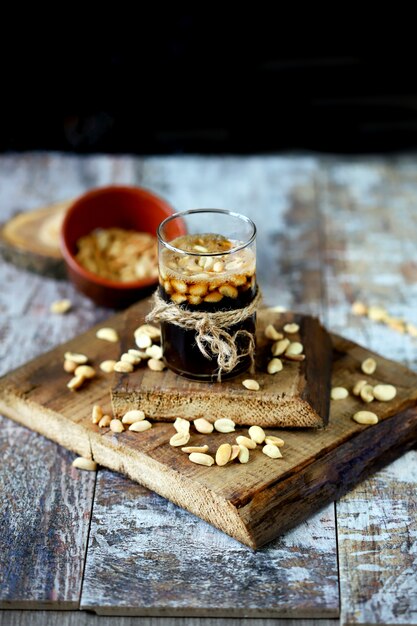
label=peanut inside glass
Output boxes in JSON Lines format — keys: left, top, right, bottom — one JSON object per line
{"left": 157, "top": 209, "right": 257, "bottom": 381}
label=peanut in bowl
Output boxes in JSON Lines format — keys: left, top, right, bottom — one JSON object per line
{"left": 60, "top": 185, "right": 185, "bottom": 308}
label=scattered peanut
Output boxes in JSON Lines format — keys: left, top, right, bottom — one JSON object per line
{"left": 262, "top": 444, "right": 282, "bottom": 459}
{"left": 91, "top": 404, "right": 103, "bottom": 424}
{"left": 216, "top": 443, "right": 232, "bottom": 466}
{"left": 267, "top": 358, "right": 283, "bottom": 374}
{"left": 128, "top": 348, "right": 148, "bottom": 359}
{"left": 242, "top": 379, "right": 260, "bottom": 391}
{"left": 283, "top": 323, "right": 299, "bottom": 334}
{"left": 351, "top": 301, "right": 368, "bottom": 316}
{"left": 353, "top": 379, "right": 368, "bottom": 396}
{"left": 285, "top": 342, "right": 303, "bottom": 356}
{"left": 271, "top": 338, "right": 290, "bottom": 356}
{"left": 236, "top": 435, "right": 257, "bottom": 449}
{"left": 50, "top": 299, "right": 72, "bottom": 314}
{"left": 146, "top": 345, "right": 163, "bottom": 360}
{"left": 360, "top": 384, "right": 374, "bottom": 403}
{"left": 361, "top": 357, "right": 377, "bottom": 375}
{"left": 174, "top": 417, "right": 190, "bottom": 434}
{"left": 121, "top": 353, "right": 141, "bottom": 365}
{"left": 194, "top": 418, "right": 214, "bottom": 434}
{"left": 72, "top": 457, "right": 97, "bottom": 471}
{"left": 122, "top": 410, "right": 146, "bottom": 424}
{"left": 373, "top": 384, "right": 397, "bottom": 402}
{"left": 181, "top": 445, "right": 209, "bottom": 454}
{"left": 96, "top": 327, "right": 119, "bottom": 343}
{"left": 67, "top": 375, "right": 85, "bottom": 390}
{"left": 230, "top": 445, "right": 240, "bottom": 461}
{"left": 189, "top": 452, "right": 215, "bottom": 466}
{"left": 265, "top": 435, "right": 285, "bottom": 447}
{"left": 114, "top": 361, "right": 134, "bottom": 373}
{"left": 367, "top": 306, "right": 388, "bottom": 322}
{"left": 100, "top": 360, "right": 117, "bottom": 373}
{"left": 135, "top": 333, "right": 152, "bottom": 349}
{"left": 64, "top": 351, "right": 88, "bottom": 364}
{"left": 135, "top": 324, "right": 161, "bottom": 340}
{"left": 238, "top": 445, "right": 250, "bottom": 464}
{"left": 129, "top": 420, "right": 152, "bottom": 432}
{"left": 284, "top": 353, "right": 306, "bottom": 362}
{"left": 265, "top": 324, "right": 283, "bottom": 341}
{"left": 352, "top": 410, "right": 379, "bottom": 425}
{"left": 214, "top": 418, "right": 236, "bottom": 433}
{"left": 98, "top": 415, "right": 112, "bottom": 428}
{"left": 74, "top": 365, "right": 96, "bottom": 379}
{"left": 64, "top": 359, "right": 77, "bottom": 373}
{"left": 170, "top": 432, "right": 190, "bottom": 447}
{"left": 110, "top": 419, "right": 124, "bottom": 433}
{"left": 248, "top": 425, "right": 266, "bottom": 444}
{"left": 331, "top": 386, "right": 349, "bottom": 400}
{"left": 147, "top": 358, "right": 166, "bottom": 371}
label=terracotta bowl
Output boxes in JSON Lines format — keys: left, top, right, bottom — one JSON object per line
{"left": 60, "top": 185, "right": 185, "bottom": 308}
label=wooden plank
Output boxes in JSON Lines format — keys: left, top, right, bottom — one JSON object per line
{"left": 0, "top": 153, "right": 137, "bottom": 610}
{"left": 320, "top": 158, "right": 417, "bottom": 625}
{"left": 0, "top": 416, "right": 96, "bottom": 609}
{"left": 81, "top": 469, "right": 339, "bottom": 617}
{"left": 112, "top": 310, "right": 332, "bottom": 427}
{"left": 0, "top": 613, "right": 340, "bottom": 626}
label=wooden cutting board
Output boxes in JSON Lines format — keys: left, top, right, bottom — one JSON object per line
{"left": 0, "top": 299, "right": 417, "bottom": 549}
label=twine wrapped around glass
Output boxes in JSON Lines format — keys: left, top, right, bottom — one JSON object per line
{"left": 146, "top": 209, "right": 259, "bottom": 382}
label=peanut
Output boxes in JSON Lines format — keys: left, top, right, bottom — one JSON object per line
{"left": 174, "top": 417, "right": 190, "bottom": 434}
{"left": 91, "top": 404, "right": 103, "bottom": 424}
{"left": 74, "top": 365, "right": 96, "bottom": 379}
{"left": 265, "top": 435, "right": 285, "bottom": 447}
{"left": 353, "top": 379, "right": 368, "bottom": 396}
{"left": 72, "top": 457, "right": 97, "bottom": 471}
{"left": 242, "top": 379, "right": 260, "bottom": 391}
{"left": 189, "top": 452, "right": 215, "bottom": 466}
{"left": 283, "top": 323, "right": 299, "bottom": 334}
{"left": 50, "top": 299, "right": 72, "bottom": 314}
{"left": 122, "top": 410, "right": 146, "bottom": 424}
{"left": 100, "top": 360, "right": 117, "bottom": 373}
{"left": 110, "top": 419, "right": 124, "bottom": 433}
{"left": 147, "top": 358, "right": 166, "bottom": 371}
{"left": 265, "top": 324, "right": 284, "bottom": 341}
{"left": 146, "top": 345, "right": 163, "bottom": 360}
{"left": 135, "top": 324, "right": 161, "bottom": 340}
{"left": 361, "top": 357, "right": 377, "bottom": 375}
{"left": 271, "top": 338, "right": 290, "bottom": 356}
{"left": 267, "top": 358, "right": 283, "bottom": 374}
{"left": 194, "top": 418, "right": 214, "bottom": 434}
{"left": 96, "top": 327, "right": 119, "bottom": 342}
{"left": 285, "top": 342, "right": 303, "bottom": 356}
{"left": 67, "top": 375, "right": 85, "bottom": 390}
{"left": 64, "top": 351, "right": 88, "bottom": 364}
{"left": 360, "top": 384, "right": 375, "bottom": 403}
{"left": 248, "top": 425, "right": 266, "bottom": 444}
{"left": 373, "top": 384, "right": 397, "bottom": 402}
{"left": 238, "top": 445, "right": 250, "bottom": 464}
{"left": 230, "top": 445, "right": 240, "bottom": 461}
{"left": 214, "top": 418, "right": 235, "bottom": 433}
{"left": 114, "top": 361, "right": 134, "bottom": 373}
{"left": 64, "top": 359, "right": 77, "bottom": 373}
{"left": 135, "top": 333, "right": 152, "bottom": 349}
{"left": 236, "top": 435, "right": 257, "bottom": 449}
{"left": 170, "top": 432, "right": 190, "bottom": 447}
{"left": 262, "top": 444, "right": 282, "bottom": 459}
{"left": 216, "top": 443, "right": 232, "bottom": 466}
{"left": 98, "top": 415, "right": 112, "bottom": 428}
{"left": 331, "top": 386, "right": 349, "bottom": 400}
{"left": 181, "top": 445, "right": 209, "bottom": 454}
{"left": 121, "top": 353, "right": 141, "bottom": 365}
{"left": 129, "top": 420, "right": 152, "bottom": 432}
{"left": 352, "top": 410, "right": 379, "bottom": 425}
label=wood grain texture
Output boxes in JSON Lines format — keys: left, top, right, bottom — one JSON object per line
{"left": 0, "top": 200, "right": 71, "bottom": 278}
{"left": 112, "top": 309, "right": 332, "bottom": 427}
{"left": 81, "top": 469, "right": 338, "bottom": 617}
{"left": 320, "top": 159, "right": 417, "bottom": 625}
{"left": 0, "top": 416, "right": 96, "bottom": 609}
{"left": 0, "top": 613, "right": 339, "bottom": 626}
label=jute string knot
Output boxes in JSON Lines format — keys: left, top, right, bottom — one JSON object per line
{"left": 146, "top": 288, "right": 262, "bottom": 381}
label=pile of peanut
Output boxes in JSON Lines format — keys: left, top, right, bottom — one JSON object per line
{"left": 331, "top": 356, "right": 397, "bottom": 425}
{"left": 75, "top": 227, "right": 158, "bottom": 282}
{"left": 159, "top": 233, "right": 256, "bottom": 305}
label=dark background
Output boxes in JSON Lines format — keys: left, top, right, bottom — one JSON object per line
{"left": 1, "top": 12, "right": 416, "bottom": 155}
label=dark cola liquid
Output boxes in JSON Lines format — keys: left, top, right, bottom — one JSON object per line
{"left": 160, "top": 282, "right": 257, "bottom": 381}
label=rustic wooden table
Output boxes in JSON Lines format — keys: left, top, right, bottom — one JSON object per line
{"left": 0, "top": 153, "right": 416, "bottom": 626}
